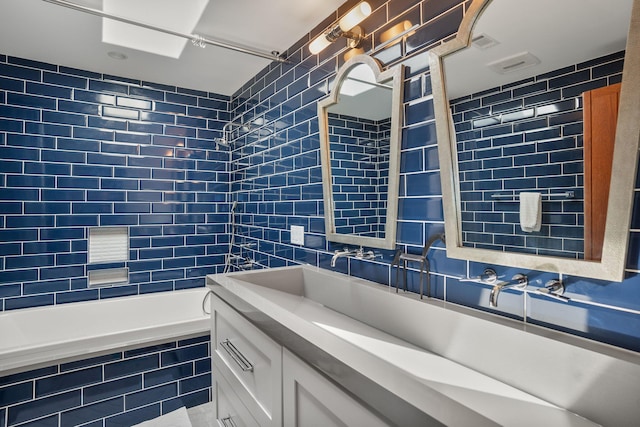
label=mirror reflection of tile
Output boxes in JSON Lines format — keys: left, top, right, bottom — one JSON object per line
{"left": 451, "top": 51, "right": 623, "bottom": 259}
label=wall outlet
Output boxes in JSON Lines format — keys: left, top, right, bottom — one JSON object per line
{"left": 290, "top": 225, "right": 305, "bottom": 245}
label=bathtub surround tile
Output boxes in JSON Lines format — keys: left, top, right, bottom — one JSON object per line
{"left": 104, "top": 355, "right": 159, "bottom": 380}
{"left": 0, "top": 335, "right": 211, "bottom": 427}
{"left": 0, "top": 56, "right": 231, "bottom": 312}
{"left": 60, "top": 397, "right": 124, "bottom": 427}
{"left": 180, "top": 374, "right": 212, "bottom": 395}
{"left": 144, "top": 363, "right": 194, "bottom": 388}
{"left": 5, "top": 294, "right": 54, "bottom": 311}
{"left": 160, "top": 343, "right": 209, "bottom": 366}
{"left": 7, "top": 391, "right": 80, "bottom": 426}
{"left": 125, "top": 383, "right": 177, "bottom": 411}
{"left": 162, "top": 389, "right": 210, "bottom": 415}
{"left": 35, "top": 366, "right": 103, "bottom": 398}
{"left": 0, "top": 382, "right": 32, "bottom": 407}
{"left": 61, "top": 353, "right": 122, "bottom": 372}
{"left": 104, "top": 404, "right": 160, "bottom": 427}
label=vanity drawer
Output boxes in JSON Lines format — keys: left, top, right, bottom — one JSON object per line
{"left": 215, "top": 373, "right": 260, "bottom": 427}
{"left": 211, "top": 295, "right": 282, "bottom": 426}
{"left": 282, "top": 348, "right": 390, "bottom": 427}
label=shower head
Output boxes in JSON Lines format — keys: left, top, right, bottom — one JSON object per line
{"left": 231, "top": 201, "right": 238, "bottom": 213}
{"left": 215, "top": 120, "right": 252, "bottom": 150}
{"left": 214, "top": 137, "right": 229, "bottom": 150}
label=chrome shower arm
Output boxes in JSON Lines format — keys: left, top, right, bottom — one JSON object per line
{"left": 42, "top": 0, "right": 288, "bottom": 63}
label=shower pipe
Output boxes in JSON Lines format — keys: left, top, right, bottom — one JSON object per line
{"left": 215, "top": 121, "right": 252, "bottom": 148}
{"left": 223, "top": 200, "right": 238, "bottom": 274}
{"left": 42, "top": 0, "right": 287, "bottom": 63}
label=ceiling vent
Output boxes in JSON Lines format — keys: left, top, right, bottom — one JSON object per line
{"left": 487, "top": 51, "right": 541, "bottom": 75}
{"left": 472, "top": 33, "right": 499, "bottom": 50}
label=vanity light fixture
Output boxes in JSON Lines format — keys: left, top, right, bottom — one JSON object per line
{"left": 309, "top": 1, "right": 372, "bottom": 55}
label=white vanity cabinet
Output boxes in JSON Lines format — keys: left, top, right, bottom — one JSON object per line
{"left": 211, "top": 295, "right": 282, "bottom": 426}
{"left": 210, "top": 293, "right": 388, "bottom": 427}
{"left": 282, "top": 348, "right": 389, "bottom": 427}
{"left": 214, "top": 373, "right": 260, "bottom": 427}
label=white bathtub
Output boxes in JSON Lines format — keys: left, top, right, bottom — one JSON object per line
{"left": 0, "top": 288, "right": 210, "bottom": 377}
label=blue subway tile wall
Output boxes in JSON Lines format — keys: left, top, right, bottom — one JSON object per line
{"left": 224, "top": 0, "right": 640, "bottom": 351}
{"left": 0, "top": 0, "right": 638, "bottom": 387}
{"left": 0, "top": 335, "right": 211, "bottom": 427}
{"left": 328, "top": 113, "right": 390, "bottom": 237}
{"left": 450, "top": 51, "right": 624, "bottom": 259}
{"left": 0, "top": 56, "right": 231, "bottom": 310}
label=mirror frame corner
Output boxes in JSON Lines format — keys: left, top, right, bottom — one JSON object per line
{"left": 318, "top": 54, "right": 405, "bottom": 250}
{"left": 429, "top": 0, "right": 640, "bottom": 281}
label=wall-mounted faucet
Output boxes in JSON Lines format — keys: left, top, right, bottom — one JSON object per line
{"left": 489, "top": 273, "right": 528, "bottom": 307}
{"left": 355, "top": 247, "right": 379, "bottom": 261}
{"left": 330, "top": 247, "right": 379, "bottom": 267}
{"left": 535, "top": 279, "right": 570, "bottom": 302}
{"left": 459, "top": 268, "right": 498, "bottom": 284}
{"left": 330, "top": 248, "right": 358, "bottom": 267}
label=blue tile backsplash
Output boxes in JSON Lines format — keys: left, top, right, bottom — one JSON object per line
{"left": 0, "top": 1, "right": 639, "bottom": 422}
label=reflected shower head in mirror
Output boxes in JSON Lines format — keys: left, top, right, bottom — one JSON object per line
{"left": 213, "top": 137, "right": 229, "bottom": 150}
{"left": 215, "top": 121, "right": 252, "bottom": 150}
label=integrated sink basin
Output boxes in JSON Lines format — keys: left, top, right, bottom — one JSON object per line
{"left": 207, "top": 265, "right": 640, "bottom": 426}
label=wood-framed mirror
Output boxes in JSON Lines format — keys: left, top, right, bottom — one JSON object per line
{"left": 319, "top": 55, "right": 404, "bottom": 249}
{"left": 429, "top": 0, "right": 640, "bottom": 280}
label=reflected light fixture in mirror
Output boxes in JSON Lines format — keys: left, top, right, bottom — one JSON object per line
{"left": 380, "top": 20, "right": 414, "bottom": 44}
{"left": 309, "top": 1, "right": 372, "bottom": 54}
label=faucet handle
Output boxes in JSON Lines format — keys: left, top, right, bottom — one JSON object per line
{"left": 535, "top": 280, "right": 570, "bottom": 302}
{"left": 511, "top": 273, "right": 528, "bottom": 289}
{"left": 459, "top": 268, "right": 498, "bottom": 284}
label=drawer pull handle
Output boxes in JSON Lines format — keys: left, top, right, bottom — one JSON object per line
{"left": 219, "top": 416, "right": 237, "bottom": 427}
{"left": 220, "top": 339, "right": 254, "bottom": 372}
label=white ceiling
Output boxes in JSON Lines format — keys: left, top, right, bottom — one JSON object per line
{"left": 0, "top": 0, "right": 347, "bottom": 96}
{"left": 444, "top": 0, "right": 633, "bottom": 99}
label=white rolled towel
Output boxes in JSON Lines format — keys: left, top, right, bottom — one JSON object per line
{"left": 519, "top": 192, "right": 542, "bottom": 232}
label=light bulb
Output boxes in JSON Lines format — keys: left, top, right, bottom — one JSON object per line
{"left": 309, "top": 34, "right": 332, "bottom": 55}
{"left": 379, "top": 20, "right": 413, "bottom": 44}
{"left": 338, "top": 2, "right": 372, "bottom": 32}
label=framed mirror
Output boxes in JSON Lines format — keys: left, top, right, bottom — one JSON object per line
{"left": 430, "top": 0, "right": 640, "bottom": 280}
{"left": 319, "top": 55, "right": 404, "bottom": 249}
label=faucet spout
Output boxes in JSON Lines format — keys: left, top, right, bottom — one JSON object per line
{"left": 330, "top": 248, "right": 356, "bottom": 267}
{"left": 489, "top": 273, "right": 528, "bottom": 307}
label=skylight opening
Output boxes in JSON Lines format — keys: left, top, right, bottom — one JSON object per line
{"left": 102, "top": 0, "right": 209, "bottom": 58}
